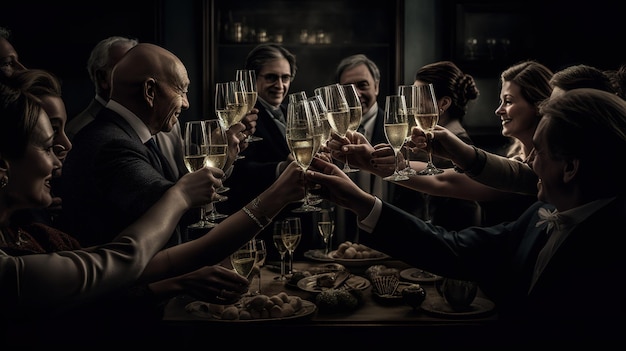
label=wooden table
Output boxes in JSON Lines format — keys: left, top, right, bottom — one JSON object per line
{"left": 161, "top": 259, "right": 501, "bottom": 348}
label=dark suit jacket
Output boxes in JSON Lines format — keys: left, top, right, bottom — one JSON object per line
{"left": 361, "top": 198, "right": 625, "bottom": 343}
{"left": 59, "top": 108, "right": 191, "bottom": 247}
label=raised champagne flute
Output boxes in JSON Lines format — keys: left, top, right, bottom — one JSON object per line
{"left": 397, "top": 85, "right": 419, "bottom": 176}
{"left": 281, "top": 217, "right": 302, "bottom": 276}
{"left": 215, "top": 81, "right": 248, "bottom": 129}
{"left": 202, "top": 119, "right": 229, "bottom": 222}
{"left": 314, "top": 84, "right": 350, "bottom": 172}
{"left": 216, "top": 80, "right": 248, "bottom": 162}
{"left": 272, "top": 221, "right": 289, "bottom": 281}
{"left": 286, "top": 98, "right": 321, "bottom": 213}
{"left": 235, "top": 69, "right": 262, "bottom": 142}
{"left": 414, "top": 83, "right": 444, "bottom": 176}
{"left": 340, "top": 83, "right": 361, "bottom": 172}
{"left": 183, "top": 120, "right": 216, "bottom": 229}
{"left": 383, "top": 94, "right": 410, "bottom": 181}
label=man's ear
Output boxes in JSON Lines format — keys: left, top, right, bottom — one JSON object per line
{"left": 145, "top": 78, "right": 157, "bottom": 107}
{"left": 562, "top": 158, "right": 579, "bottom": 183}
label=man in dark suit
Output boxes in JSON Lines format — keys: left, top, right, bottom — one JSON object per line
{"left": 334, "top": 54, "right": 437, "bottom": 243}
{"left": 307, "top": 88, "right": 626, "bottom": 346}
{"left": 221, "top": 43, "right": 307, "bottom": 260}
{"left": 60, "top": 43, "right": 244, "bottom": 247}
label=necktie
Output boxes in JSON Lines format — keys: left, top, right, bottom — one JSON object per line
{"left": 145, "top": 137, "right": 165, "bottom": 176}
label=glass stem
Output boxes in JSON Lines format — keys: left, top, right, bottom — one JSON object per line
{"left": 280, "top": 253, "right": 286, "bottom": 280}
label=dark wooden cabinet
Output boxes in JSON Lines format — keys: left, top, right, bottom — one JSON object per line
{"left": 202, "top": 0, "right": 403, "bottom": 117}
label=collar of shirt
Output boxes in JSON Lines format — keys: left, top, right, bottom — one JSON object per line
{"left": 258, "top": 96, "right": 284, "bottom": 119}
{"left": 106, "top": 99, "right": 153, "bottom": 144}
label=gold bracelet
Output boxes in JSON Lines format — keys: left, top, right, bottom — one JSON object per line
{"left": 242, "top": 206, "right": 270, "bottom": 229}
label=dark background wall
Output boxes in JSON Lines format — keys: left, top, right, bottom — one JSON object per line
{"left": 2, "top": 0, "right": 623, "bottom": 148}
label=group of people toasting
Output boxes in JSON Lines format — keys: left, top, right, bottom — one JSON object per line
{"left": 1, "top": 24, "right": 624, "bottom": 346}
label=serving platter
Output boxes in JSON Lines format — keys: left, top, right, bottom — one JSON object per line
{"left": 420, "top": 296, "right": 495, "bottom": 319}
{"left": 297, "top": 273, "right": 371, "bottom": 293}
{"left": 185, "top": 300, "right": 316, "bottom": 322}
{"left": 326, "top": 250, "right": 390, "bottom": 267}
{"left": 400, "top": 268, "right": 443, "bottom": 283}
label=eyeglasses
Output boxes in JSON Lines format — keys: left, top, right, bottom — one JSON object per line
{"left": 258, "top": 73, "right": 293, "bottom": 84}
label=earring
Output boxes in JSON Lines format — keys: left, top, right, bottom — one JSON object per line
{"left": 0, "top": 176, "right": 7, "bottom": 189}
{"left": 439, "top": 108, "right": 444, "bottom": 114}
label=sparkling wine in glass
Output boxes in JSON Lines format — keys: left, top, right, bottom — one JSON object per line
{"left": 183, "top": 120, "right": 216, "bottom": 229}
{"left": 315, "top": 206, "right": 335, "bottom": 255}
{"left": 281, "top": 217, "right": 302, "bottom": 276}
{"left": 340, "top": 83, "right": 361, "bottom": 172}
{"left": 203, "top": 119, "right": 229, "bottom": 222}
{"left": 314, "top": 84, "right": 350, "bottom": 163}
{"left": 272, "top": 221, "right": 289, "bottom": 281}
{"left": 397, "top": 85, "right": 419, "bottom": 176}
{"left": 286, "top": 98, "right": 321, "bottom": 213}
{"left": 235, "top": 69, "right": 262, "bottom": 142}
{"left": 215, "top": 80, "right": 248, "bottom": 129}
{"left": 383, "top": 95, "right": 410, "bottom": 181}
{"left": 230, "top": 240, "right": 257, "bottom": 279}
{"left": 414, "top": 83, "right": 444, "bottom": 176}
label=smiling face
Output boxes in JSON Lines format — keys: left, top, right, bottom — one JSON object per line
{"left": 495, "top": 81, "right": 539, "bottom": 142}
{"left": 338, "top": 63, "right": 379, "bottom": 116}
{"left": 39, "top": 95, "right": 71, "bottom": 170}
{"left": 256, "top": 58, "right": 292, "bottom": 107}
{"left": 4, "top": 109, "right": 61, "bottom": 211}
{"left": 153, "top": 65, "right": 190, "bottom": 134}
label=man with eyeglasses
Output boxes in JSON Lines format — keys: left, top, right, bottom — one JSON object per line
{"left": 221, "top": 43, "right": 308, "bottom": 261}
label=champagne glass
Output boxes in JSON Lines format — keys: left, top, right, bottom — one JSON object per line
{"left": 340, "top": 83, "right": 361, "bottom": 172}
{"left": 235, "top": 69, "right": 262, "bottom": 142}
{"left": 286, "top": 98, "right": 321, "bottom": 213}
{"left": 383, "top": 95, "right": 410, "bottom": 181}
{"left": 281, "top": 217, "right": 302, "bottom": 276}
{"left": 414, "top": 83, "right": 444, "bottom": 176}
{"left": 397, "top": 85, "right": 419, "bottom": 176}
{"left": 183, "top": 120, "right": 216, "bottom": 229}
{"left": 314, "top": 205, "right": 335, "bottom": 256}
{"left": 306, "top": 94, "right": 331, "bottom": 206}
{"left": 230, "top": 240, "right": 257, "bottom": 281}
{"left": 215, "top": 81, "right": 248, "bottom": 129}
{"left": 314, "top": 84, "right": 351, "bottom": 172}
{"left": 251, "top": 238, "right": 267, "bottom": 295}
{"left": 308, "top": 94, "right": 332, "bottom": 149}
{"left": 203, "top": 119, "right": 229, "bottom": 222}
{"left": 272, "top": 221, "right": 288, "bottom": 281}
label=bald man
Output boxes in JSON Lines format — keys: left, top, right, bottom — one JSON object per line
{"left": 59, "top": 43, "right": 237, "bottom": 247}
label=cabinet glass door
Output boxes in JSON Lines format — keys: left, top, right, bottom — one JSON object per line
{"left": 203, "top": 0, "right": 403, "bottom": 116}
